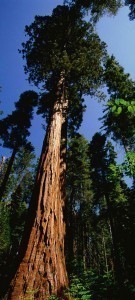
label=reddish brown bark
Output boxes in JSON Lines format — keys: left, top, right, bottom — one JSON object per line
{"left": 5, "top": 73, "right": 68, "bottom": 300}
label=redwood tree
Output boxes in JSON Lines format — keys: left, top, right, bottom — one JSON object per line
{"left": 5, "top": 5, "right": 106, "bottom": 299}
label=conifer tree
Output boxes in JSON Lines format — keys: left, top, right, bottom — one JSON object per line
{"left": 0, "top": 91, "right": 38, "bottom": 200}
{"left": 0, "top": 147, "right": 37, "bottom": 298}
{"left": 89, "top": 133, "right": 129, "bottom": 286}
{"left": 101, "top": 56, "right": 135, "bottom": 177}
{"left": 66, "top": 134, "right": 93, "bottom": 271}
{"left": 5, "top": 5, "right": 107, "bottom": 299}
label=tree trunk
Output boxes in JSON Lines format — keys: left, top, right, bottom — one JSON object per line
{"left": 65, "top": 189, "right": 75, "bottom": 273}
{"left": 104, "top": 192, "right": 123, "bottom": 284}
{"left": 102, "top": 230, "right": 109, "bottom": 274}
{"left": 0, "top": 147, "right": 17, "bottom": 200}
{"left": 5, "top": 73, "right": 68, "bottom": 300}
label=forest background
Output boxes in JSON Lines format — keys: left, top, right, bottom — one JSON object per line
{"left": 0, "top": 1, "right": 135, "bottom": 300}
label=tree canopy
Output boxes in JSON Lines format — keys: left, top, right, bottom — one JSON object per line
{"left": 0, "top": 91, "right": 38, "bottom": 151}
{"left": 65, "top": 0, "right": 122, "bottom": 21}
{"left": 21, "top": 5, "right": 106, "bottom": 115}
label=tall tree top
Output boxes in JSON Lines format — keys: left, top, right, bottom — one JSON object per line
{"left": 20, "top": 4, "right": 107, "bottom": 134}
{"left": 21, "top": 5, "right": 106, "bottom": 94}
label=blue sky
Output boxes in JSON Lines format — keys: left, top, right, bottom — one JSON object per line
{"left": 0, "top": 1, "right": 135, "bottom": 160}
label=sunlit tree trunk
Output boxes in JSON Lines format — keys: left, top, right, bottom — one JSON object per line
{"left": 5, "top": 72, "right": 68, "bottom": 300}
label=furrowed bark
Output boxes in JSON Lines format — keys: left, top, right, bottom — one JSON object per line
{"left": 5, "top": 73, "right": 68, "bottom": 300}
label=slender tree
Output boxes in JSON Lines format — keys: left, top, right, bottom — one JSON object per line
{"left": 66, "top": 134, "right": 93, "bottom": 271}
{"left": 0, "top": 91, "right": 38, "bottom": 200}
{"left": 89, "top": 133, "right": 128, "bottom": 285}
{"left": 5, "top": 5, "right": 107, "bottom": 299}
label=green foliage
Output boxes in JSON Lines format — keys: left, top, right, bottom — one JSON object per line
{"left": 0, "top": 149, "right": 37, "bottom": 296}
{"left": 125, "top": 0, "right": 135, "bottom": 20}
{"left": 22, "top": 6, "right": 103, "bottom": 84}
{"left": 70, "top": 275, "right": 92, "bottom": 299}
{"left": 67, "top": 134, "right": 91, "bottom": 191}
{"left": 121, "top": 151, "right": 135, "bottom": 177}
{"left": 103, "top": 55, "right": 135, "bottom": 99}
{"left": 0, "top": 91, "right": 38, "bottom": 200}
{"left": 0, "top": 157, "right": 8, "bottom": 186}
{"left": 20, "top": 4, "right": 107, "bottom": 134}
{"left": 69, "top": 270, "right": 116, "bottom": 300}
{"left": 0, "top": 147, "right": 36, "bottom": 202}
{"left": 101, "top": 56, "right": 135, "bottom": 178}
{"left": 66, "top": 133, "right": 133, "bottom": 290}
{"left": 65, "top": 0, "right": 122, "bottom": 22}
{"left": 82, "top": 270, "right": 115, "bottom": 299}
{"left": 0, "top": 202, "right": 10, "bottom": 258}
{"left": 66, "top": 134, "right": 93, "bottom": 269}
{"left": 109, "top": 98, "right": 135, "bottom": 116}
{"left": 0, "top": 195, "right": 27, "bottom": 291}
{"left": 8, "top": 148, "right": 36, "bottom": 201}
{"left": 69, "top": 268, "right": 135, "bottom": 299}
{"left": 101, "top": 96, "right": 135, "bottom": 176}
{"left": 49, "top": 295, "right": 59, "bottom": 300}
{"left": 0, "top": 91, "right": 38, "bottom": 151}
{"left": 89, "top": 133, "right": 131, "bottom": 283}
{"left": 21, "top": 5, "right": 106, "bottom": 92}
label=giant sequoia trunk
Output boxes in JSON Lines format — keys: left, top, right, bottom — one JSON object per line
{"left": 5, "top": 73, "right": 68, "bottom": 300}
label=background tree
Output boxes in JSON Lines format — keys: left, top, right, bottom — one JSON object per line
{"left": 0, "top": 148, "right": 36, "bottom": 204}
{"left": 89, "top": 132, "right": 133, "bottom": 292}
{"left": 0, "top": 147, "right": 37, "bottom": 298}
{"left": 66, "top": 134, "right": 93, "bottom": 272}
{"left": 103, "top": 55, "right": 135, "bottom": 100}
{"left": 66, "top": 132, "right": 134, "bottom": 299}
{"left": 0, "top": 91, "right": 38, "bottom": 200}
{"left": 101, "top": 55, "right": 135, "bottom": 178}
